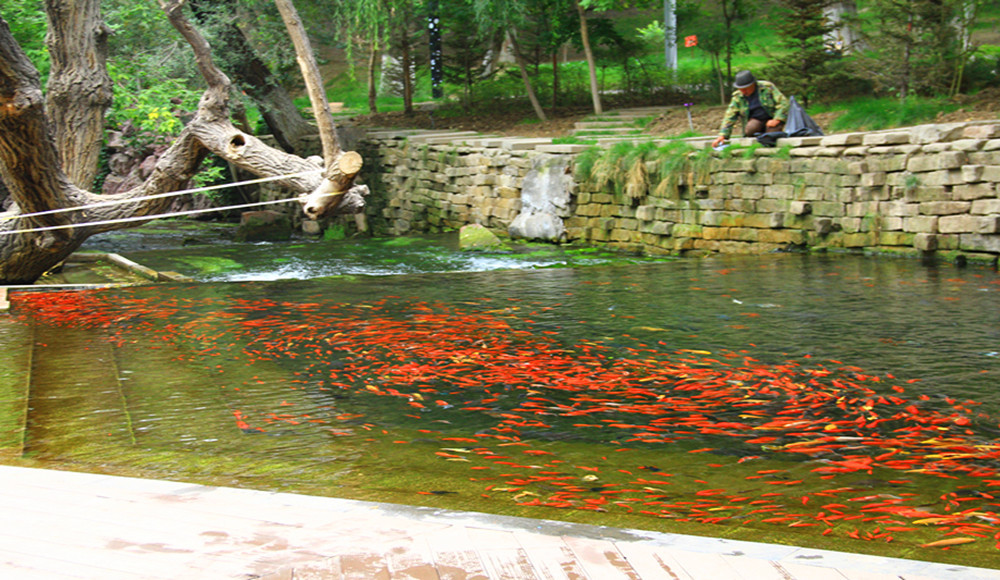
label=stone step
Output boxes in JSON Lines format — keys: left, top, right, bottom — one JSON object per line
{"left": 574, "top": 121, "right": 637, "bottom": 130}
{"left": 405, "top": 131, "right": 480, "bottom": 144}
{"left": 24, "top": 323, "right": 136, "bottom": 457}
{"left": 0, "top": 315, "right": 31, "bottom": 460}
{"left": 572, "top": 127, "right": 645, "bottom": 135}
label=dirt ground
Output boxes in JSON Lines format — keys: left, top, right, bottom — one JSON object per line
{"left": 347, "top": 87, "right": 1000, "bottom": 140}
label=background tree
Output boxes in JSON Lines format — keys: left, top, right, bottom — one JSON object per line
{"left": 680, "top": 0, "right": 752, "bottom": 103}
{"left": 766, "top": 0, "right": 838, "bottom": 107}
{"left": 188, "top": 0, "right": 315, "bottom": 153}
{"left": 440, "top": 0, "right": 490, "bottom": 106}
{"left": 474, "top": 0, "right": 549, "bottom": 121}
{"left": 849, "top": 0, "right": 984, "bottom": 98}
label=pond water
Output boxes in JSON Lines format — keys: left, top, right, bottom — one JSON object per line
{"left": 4, "top": 239, "right": 1000, "bottom": 567}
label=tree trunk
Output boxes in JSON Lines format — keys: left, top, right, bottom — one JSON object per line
{"left": 551, "top": 50, "right": 559, "bottom": 112}
{"left": 368, "top": 43, "right": 379, "bottom": 114}
{"left": 43, "top": 0, "right": 113, "bottom": 190}
{"left": 273, "top": 0, "right": 363, "bottom": 216}
{"left": 189, "top": 0, "right": 314, "bottom": 154}
{"left": 575, "top": 0, "right": 602, "bottom": 115}
{"left": 507, "top": 32, "right": 547, "bottom": 122}
{"left": 0, "top": 1, "right": 363, "bottom": 284}
{"left": 401, "top": 31, "right": 414, "bottom": 115}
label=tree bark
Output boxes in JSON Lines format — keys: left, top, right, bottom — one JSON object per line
{"left": 368, "top": 43, "right": 379, "bottom": 114}
{"left": 43, "top": 0, "right": 113, "bottom": 189}
{"left": 0, "top": 1, "right": 362, "bottom": 284}
{"left": 575, "top": 1, "right": 602, "bottom": 115}
{"left": 508, "top": 32, "right": 547, "bottom": 122}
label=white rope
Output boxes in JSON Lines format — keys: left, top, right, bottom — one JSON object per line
{"left": 0, "top": 196, "right": 307, "bottom": 237}
{"left": 0, "top": 169, "right": 323, "bottom": 224}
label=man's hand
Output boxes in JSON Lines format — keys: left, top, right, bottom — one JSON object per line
{"left": 766, "top": 119, "right": 782, "bottom": 129}
{"left": 711, "top": 135, "right": 725, "bottom": 148}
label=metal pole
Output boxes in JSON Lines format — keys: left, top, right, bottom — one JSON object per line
{"left": 664, "top": 0, "right": 677, "bottom": 71}
{"left": 428, "top": 0, "right": 443, "bottom": 99}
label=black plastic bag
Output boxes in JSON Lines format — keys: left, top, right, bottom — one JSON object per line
{"left": 784, "top": 96, "right": 823, "bottom": 137}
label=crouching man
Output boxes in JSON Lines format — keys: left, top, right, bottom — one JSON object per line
{"left": 711, "top": 70, "right": 789, "bottom": 148}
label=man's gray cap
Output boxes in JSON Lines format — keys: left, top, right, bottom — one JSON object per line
{"left": 734, "top": 70, "right": 756, "bottom": 89}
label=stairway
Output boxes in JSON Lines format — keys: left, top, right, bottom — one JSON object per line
{"left": 569, "top": 106, "right": 677, "bottom": 139}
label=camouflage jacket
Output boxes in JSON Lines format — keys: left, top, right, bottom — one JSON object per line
{"left": 718, "top": 80, "right": 790, "bottom": 139}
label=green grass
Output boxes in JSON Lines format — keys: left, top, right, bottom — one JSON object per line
{"left": 815, "top": 97, "right": 962, "bottom": 133}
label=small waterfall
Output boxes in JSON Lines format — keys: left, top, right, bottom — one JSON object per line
{"left": 508, "top": 155, "right": 573, "bottom": 242}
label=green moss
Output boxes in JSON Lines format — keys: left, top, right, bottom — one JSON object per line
{"left": 174, "top": 256, "right": 244, "bottom": 274}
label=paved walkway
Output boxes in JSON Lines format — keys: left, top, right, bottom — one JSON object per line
{"left": 1, "top": 465, "right": 997, "bottom": 579}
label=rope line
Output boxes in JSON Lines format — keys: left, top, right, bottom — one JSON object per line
{"left": 0, "top": 169, "right": 323, "bottom": 224}
{"left": 0, "top": 196, "right": 306, "bottom": 237}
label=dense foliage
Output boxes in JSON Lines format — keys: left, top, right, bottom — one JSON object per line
{"left": 2, "top": 0, "right": 998, "bottom": 132}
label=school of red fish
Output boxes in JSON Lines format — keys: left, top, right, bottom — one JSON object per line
{"left": 12, "top": 286, "right": 1000, "bottom": 553}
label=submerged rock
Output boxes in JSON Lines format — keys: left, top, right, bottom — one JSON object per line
{"left": 459, "top": 224, "right": 509, "bottom": 251}
{"left": 236, "top": 210, "right": 292, "bottom": 242}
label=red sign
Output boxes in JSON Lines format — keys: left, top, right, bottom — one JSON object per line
{"left": 685, "top": 35, "right": 698, "bottom": 48}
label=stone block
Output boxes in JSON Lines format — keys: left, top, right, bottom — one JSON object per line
{"left": 842, "top": 232, "right": 877, "bottom": 247}
{"left": 729, "top": 227, "right": 759, "bottom": 242}
{"left": 971, "top": 199, "right": 1000, "bottom": 214}
{"left": 950, "top": 139, "right": 987, "bottom": 152}
{"left": 789, "top": 201, "right": 811, "bottom": 216}
{"left": 635, "top": 205, "right": 656, "bottom": 221}
{"left": 913, "top": 233, "right": 937, "bottom": 251}
{"left": 867, "top": 155, "right": 909, "bottom": 173}
{"left": 863, "top": 132, "right": 911, "bottom": 146}
{"left": 820, "top": 133, "right": 864, "bottom": 147}
{"left": 881, "top": 216, "right": 904, "bottom": 231}
{"left": 840, "top": 217, "right": 862, "bottom": 233}
{"left": 847, "top": 201, "right": 880, "bottom": 217}
{"left": 649, "top": 222, "right": 674, "bottom": 236}
{"left": 868, "top": 144, "right": 922, "bottom": 155}
{"left": 917, "top": 170, "right": 965, "bottom": 187}
{"left": 984, "top": 166, "right": 1000, "bottom": 182}
{"left": 907, "top": 151, "right": 968, "bottom": 172}
{"left": 880, "top": 231, "right": 915, "bottom": 246}
{"left": 962, "top": 165, "right": 985, "bottom": 183}
{"left": 910, "top": 123, "right": 966, "bottom": 144}
{"left": 937, "top": 215, "right": 981, "bottom": 234}
{"left": 963, "top": 124, "right": 1000, "bottom": 140}
{"left": 903, "top": 215, "right": 938, "bottom": 233}
{"left": 724, "top": 199, "right": 757, "bottom": 212}
{"left": 919, "top": 201, "right": 971, "bottom": 215}
{"left": 969, "top": 151, "right": 1000, "bottom": 165}
{"left": 978, "top": 216, "right": 1000, "bottom": 234}
{"left": 960, "top": 234, "right": 1000, "bottom": 253}
{"left": 812, "top": 201, "right": 845, "bottom": 217}
{"left": 861, "top": 172, "right": 885, "bottom": 187}
{"left": 758, "top": 229, "right": 805, "bottom": 244}
{"left": 954, "top": 183, "right": 997, "bottom": 201}
{"left": 814, "top": 217, "right": 833, "bottom": 235}
{"left": 672, "top": 224, "right": 703, "bottom": 238}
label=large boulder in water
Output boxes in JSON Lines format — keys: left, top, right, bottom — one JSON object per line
{"left": 459, "top": 224, "right": 509, "bottom": 251}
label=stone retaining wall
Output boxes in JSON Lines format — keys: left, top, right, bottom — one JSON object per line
{"left": 358, "top": 121, "right": 1000, "bottom": 262}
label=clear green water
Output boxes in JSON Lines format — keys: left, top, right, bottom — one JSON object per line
{"left": 4, "top": 247, "right": 1000, "bottom": 567}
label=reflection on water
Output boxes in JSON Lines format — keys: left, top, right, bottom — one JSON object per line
{"left": 5, "top": 252, "right": 1000, "bottom": 563}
